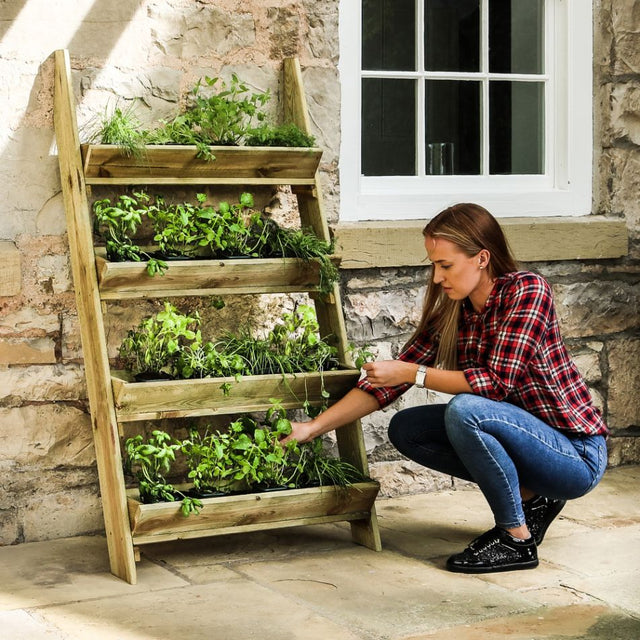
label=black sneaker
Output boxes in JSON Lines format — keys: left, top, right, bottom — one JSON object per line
{"left": 523, "top": 495, "right": 566, "bottom": 545}
{"left": 446, "top": 527, "right": 538, "bottom": 574}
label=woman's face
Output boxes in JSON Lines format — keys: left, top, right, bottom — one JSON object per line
{"left": 425, "top": 235, "right": 491, "bottom": 308}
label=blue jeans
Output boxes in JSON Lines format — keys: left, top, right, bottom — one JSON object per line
{"left": 388, "top": 394, "right": 607, "bottom": 530}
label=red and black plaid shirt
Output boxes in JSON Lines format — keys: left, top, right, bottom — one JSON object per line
{"left": 357, "top": 271, "right": 609, "bottom": 437}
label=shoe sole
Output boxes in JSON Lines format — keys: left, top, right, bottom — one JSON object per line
{"left": 446, "top": 559, "right": 539, "bottom": 574}
{"left": 534, "top": 500, "right": 567, "bottom": 546}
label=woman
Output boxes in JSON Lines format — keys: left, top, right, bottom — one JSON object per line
{"left": 283, "top": 203, "right": 608, "bottom": 574}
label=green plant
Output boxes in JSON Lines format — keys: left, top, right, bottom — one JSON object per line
{"left": 124, "top": 430, "right": 202, "bottom": 516}
{"left": 215, "top": 303, "right": 339, "bottom": 377}
{"left": 181, "top": 402, "right": 294, "bottom": 495}
{"left": 89, "top": 75, "right": 320, "bottom": 157}
{"left": 245, "top": 122, "right": 316, "bottom": 148}
{"left": 147, "top": 74, "right": 270, "bottom": 159}
{"left": 92, "top": 192, "right": 167, "bottom": 276}
{"left": 146, "top": 193, "right": 210, "bottom": 258}
{"left": 263, "top": 224, "right": 338, "bottom": 295}
{"left": 91, "top": 103, "right": 147, "bottom": 158}
{"left": 119, "top": 302, "right": 201, "bottom": 379}
{"left": 348, "top": 342, "right": 376, "bottom": 369}
{"left": 290, "top": 437, "right": 366, "bottom": 489}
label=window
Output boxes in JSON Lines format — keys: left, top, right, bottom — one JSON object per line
{"left": 339, "top": 0, "right": 593, "bottom": 221}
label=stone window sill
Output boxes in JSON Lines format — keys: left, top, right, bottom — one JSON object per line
{"left": 332, "top": 216, "right": 628, "bottom": 269}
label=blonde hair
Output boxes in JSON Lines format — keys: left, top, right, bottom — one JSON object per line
{"left": 408, "top": 203, "right": 519, "bottom": 369}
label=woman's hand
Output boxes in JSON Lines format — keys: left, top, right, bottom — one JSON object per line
{"left": 280, "top": 420, "right": 317, "bottom": 446}
{"left": 361, "top": 360, "right": 417, "bottom": 388}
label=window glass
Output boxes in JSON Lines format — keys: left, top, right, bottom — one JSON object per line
{"left": 424, "top": 0, "right": 480, "bottom": 72}
{"left": 425, "top": 80, "right": 481, "bottom": 175}
{"left": 362, "top": 0, "right": 415, "bottom": 71}
{"left": 362, "top": 78, "right": 416, "bottom": 176}
{"left": 489, "top": 81, "right": 545, "bottom": 174}
{"left": 489, "top": 0, "right": 544, "bottom": 74}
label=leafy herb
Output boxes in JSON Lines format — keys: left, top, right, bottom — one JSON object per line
{"left": 119, "top": 302, "right": 202, "bottom": 379}
{"left": 92, "top": 192, "right": 167, "bottom": 276}
{"left": 124, "top": 429, "right": 202, "bottom": 516}
{"left": 245, "top": 122, "right": 316, "bottom": 148}
{"left": 89, "top": 74, "right": 316, "bottom": 156}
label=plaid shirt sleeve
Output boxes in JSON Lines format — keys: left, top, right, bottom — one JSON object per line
{"left": 463, "top": 273, "right": 553, "bottom": 400}
{"left": 356, "top": 328, "right": 439, "bottom": 409}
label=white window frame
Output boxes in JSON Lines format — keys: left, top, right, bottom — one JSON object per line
{"left": 338, "top": 0, "right": 593, "bottom": 221}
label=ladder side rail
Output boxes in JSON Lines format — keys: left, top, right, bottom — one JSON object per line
{"left": 53, "top": 49, "right": 137, "bottom": 584}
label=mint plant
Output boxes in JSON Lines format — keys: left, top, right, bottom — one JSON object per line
{"left": 119, "top": 302, "right": 201, "bottom": 379}
{"left": 92, "top": 192, "right": 167, "bottom": 276}
{"left": 124, "top": 429, "right": 202, "bottom": 516}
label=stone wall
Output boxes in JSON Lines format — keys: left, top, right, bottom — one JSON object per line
{"left": 0, "top": 0, "right": 637, "bottom": 544}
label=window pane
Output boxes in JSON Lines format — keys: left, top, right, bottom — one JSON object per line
{"left": 362, "top": 79, "right": 416, "bottom": 176}
{"left": 362, "top": 0, "right": 415, "bottom": 71}
{"left": 490, "top": 81, "right": 544, "bottom": 174}
{"left": 425, "top": 80, "right": 481, "bottom": 175}
{"left": 489, "top": 0, "right": 544, "bottom": 74}
{"left": 424, "top": 0, "right": 480, "bottom": 72}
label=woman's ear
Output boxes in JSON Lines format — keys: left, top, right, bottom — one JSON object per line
{"left": 477, "top": 249, "right": 491, "bottom": 270}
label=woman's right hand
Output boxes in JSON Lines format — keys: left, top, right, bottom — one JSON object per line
{"left": 280, "top": 420, "right": 318, "bottom": 446}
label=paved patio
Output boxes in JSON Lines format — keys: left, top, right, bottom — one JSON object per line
{"left": 1, "top": 465, "right": 639, "bottom": 640}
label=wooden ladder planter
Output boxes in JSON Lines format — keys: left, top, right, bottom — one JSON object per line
{"left": 127, "top": 482, "right": 380, "bottom": 545}
{"left": 54, "top": 49, "right": 381, "bottom": 584}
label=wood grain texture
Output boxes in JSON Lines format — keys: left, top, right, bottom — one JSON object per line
{"left": 127, "top": 482, "right": 380, "bottom": 543}
{"left": 54, "top": 50, "right": 137, "bottom": 584}
{"left": 334, "top": 217, "right": 628, "bottom": 269}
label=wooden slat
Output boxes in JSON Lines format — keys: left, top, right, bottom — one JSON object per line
{"left": 111, "top": 368, "right": 361, "bottom": 422}
{"left": 127, "top": 482, "right": 380, "bottom": 542}
{"left": 54, "top": 50, "right": 137, "bottom": 584}
{"left": 96, "top": 253, "right": 334, "bottom": 299}
{"left": 82, "top": 144, "right": 322, "bottom": 184}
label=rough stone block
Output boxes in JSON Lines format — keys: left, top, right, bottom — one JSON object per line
{"left": 0, "top": 337, "right": 56, "bottom": 365}
{"left": 607, "top": 434, "right": 640, "bottom": 466}
{"left": 0, "top": 508, "right": 19, "bottom": 546}
{"left": 0, "top": 308, "right": 60, "bottom": 336}
{"left": 0, "top": 242, "right": 21, "bottom": 296}
{"left": 554, "top": 281, "right": 639, "bottom": 338}
{"left": 36, "top": 193, "right": 66, "bottom": 236}
{"left": 345, "top": 288, "right": 422, "bottom": 341}
{"left": 609, "top": 83, "right": 640, "bottom": 145}
{"left": 20, "top": 486, "right": 104, "bottom": 542}
{"left": 607, "top": 338, "right": 640, "bottom": 428}
{"left": 369, "top": 460, "right": 453, "bottom": 498}
{"left": 0, "top": 405, "right": 94, "bottom": 468}
{"left": 0, "top": 364, "right": 86, "bottom": 403}
{"left": 267, "top": 6, "right": 301, "bottom": 59}
{"left": 572, "top": 350, "right": 602, "bottom": 384}
{"left": 37, "top": 254, "right": 71, "bottom": 294}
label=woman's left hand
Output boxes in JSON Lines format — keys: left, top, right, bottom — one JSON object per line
{"left": 361, "top": 360, "right": 418, "bottom": 388}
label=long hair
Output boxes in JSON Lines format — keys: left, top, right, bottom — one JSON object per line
{"left": 409, "top": 203, "right": 519, "bottom": 369}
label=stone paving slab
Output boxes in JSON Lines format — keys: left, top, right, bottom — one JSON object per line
{"left": 0, "top": 536, "right": 187, "bottom": 611}
{"left": 0, "top": 466, "right": 638, "bottom": 639}
{"left": 33, "top": 579, "right": 362, "bottom": 640}
{"left": 234, "top": 546, "right": 538, "bottom": 639}
{"left": 399, "top": 604, "right": 640, "bottom": 640}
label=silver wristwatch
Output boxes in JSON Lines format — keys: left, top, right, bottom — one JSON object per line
{"left": 414, "top": 365, "right": 427, "bottom": 388}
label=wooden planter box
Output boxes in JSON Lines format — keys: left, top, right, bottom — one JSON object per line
{"left": 81, "top": 144, "right": 322, "bottom": 185}
{"left": 127, "top": 481, "right": 380, "bottom": 545}
{"left": 95, "top": 251, "right": 339, "bottom": 299}
{"left": 111, "top": 367, "right": 361, "bottom": 422}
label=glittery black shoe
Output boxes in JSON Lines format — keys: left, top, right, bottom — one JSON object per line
{"left": 446, "top": 527, "right": 538, "bottom": 574}
{"left": 523, "top": 495, "right": 567, "bottom": 546}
